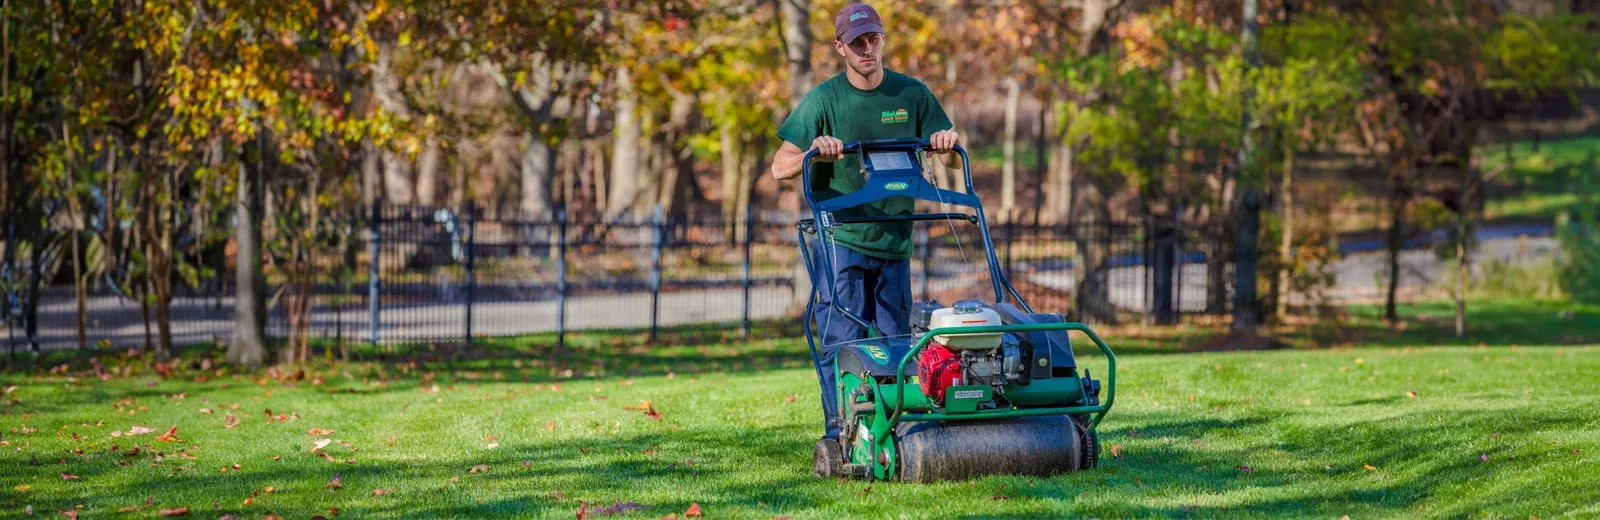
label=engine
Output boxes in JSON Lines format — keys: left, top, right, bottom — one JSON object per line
{"left": 912, "top": 300, "right": 1029, "bottom": 405}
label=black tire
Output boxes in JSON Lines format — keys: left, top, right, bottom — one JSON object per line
{"left": 813, "top": 437, "right": 844, "bottom": 478}
{"left": 1073, "top": 415, "right": 1099, "bottom": 470}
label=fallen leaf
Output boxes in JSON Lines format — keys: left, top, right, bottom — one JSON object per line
{"left": 470, "top": 464, "right": 490, "bottom": 474}
{"left": 62, "top": 509, "right": 77, "bottom": 519}
{"left": 545, "top": 421, "right": 557, "bottom": 431}
{"left": 158, "top": 507, "right": 190, "bottom": 516}
{"left": 576, "top": 502, "right": 588, "bottom": 520}
{"left": 1406, "top": 391, "right": 1418, "bottom": 399}
{"left": 127, "top": 426, "right": 155, "bottom": 436}
{"left": 198, "top": 408, "right": 213, "bottom": 414}
{"left": 784, "top": 395, "right": 797, "bottom": 403}
{"left": 646, "top": 407, "right": 663, "bottom": 420}
{"left": 1239, "top": 465, "right": 1253, "bottom": 473}
{"left": 372, "top": 489, "right": 389, "bottom": 496}
{"left": 61, "top": 472, "right": 81, "bottom": 480}
{"left": 156, "top": 425, "right": 182, "bottom": 442}
{"left": 1110, "top": 444, "right": 1123, "bottom": 458}
{"left": 223, "top": 414, "right": 240, "bottom": 429}
{"left": 309, "top": 429, "right": 337, "bottom": 435}
{"left": 313, "top": 438, "right": 333, "bottom": 451}
{"left": 684, "top": 503, "right": 702, "bottom": 517}
{"left": 327, "top": 471, "right": 343, "bottom": 490}
{"left": 1363, "top": 464, "right": 1377, "bottom": 471}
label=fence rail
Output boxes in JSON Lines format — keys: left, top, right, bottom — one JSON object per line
{"left": 2, "top": 203, "right": 1562, "bottom": 354}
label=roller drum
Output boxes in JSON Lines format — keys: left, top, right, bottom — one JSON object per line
{"left": 895, "top": 415, "right": 1084, "bottom": 482}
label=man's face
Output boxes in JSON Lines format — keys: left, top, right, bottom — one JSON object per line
{"left": 835, "top": 32, "right": 885, "bottom": 77}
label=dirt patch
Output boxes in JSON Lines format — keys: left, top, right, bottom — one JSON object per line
{"left": 1185, "top": 329, "right": 1292, "bottom": 352}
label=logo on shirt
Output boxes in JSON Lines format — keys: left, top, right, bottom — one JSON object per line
{"left": 880, "top": 108, "right": 909, "bottom": 124}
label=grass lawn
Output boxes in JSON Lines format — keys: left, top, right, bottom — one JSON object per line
{"left": 4, "top": 299, "right": 1600, "bottom": 519}
{"left": 1474, "top": 133, "right": 1598, "bottom": 222}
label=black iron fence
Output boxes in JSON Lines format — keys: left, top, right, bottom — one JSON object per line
{"left": 2, "top": 204, "right": 1562, "bottom": 353}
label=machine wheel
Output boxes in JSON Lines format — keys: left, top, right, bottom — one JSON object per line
{"left": 1073, "top": 415, "right": 1098, "bottom": 470}
{"left": 813, "top": 437, "right": 843, "bottom": 478}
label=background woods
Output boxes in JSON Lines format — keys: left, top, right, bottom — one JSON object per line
{"left": 2, "top": 0, "right": 1598, "bottom": 364}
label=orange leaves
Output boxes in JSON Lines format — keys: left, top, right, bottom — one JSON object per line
{"left": 309, "top": 428, "right": 337, "bottom": 435}
{"left": 156, "top": 425, "right": 183, "bottom": 442}
{"left": 159, "top": 506, "right": 190, "bottom": 516}
{"left": 469, "top": 464, "right": 490, "bottom": 474}
{"left": 684, "top": 503, "right": 702, "bottom": 517}
{"left": 626, "top": 401, "right": 663, "bottom": 420}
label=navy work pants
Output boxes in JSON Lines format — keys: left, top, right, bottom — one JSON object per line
{"left": 808, "top": 240, "right": 911, "bottom": 439}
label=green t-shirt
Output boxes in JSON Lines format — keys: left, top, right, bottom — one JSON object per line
{"left": 776, "top": 69, "right": 953, "bottom": 259}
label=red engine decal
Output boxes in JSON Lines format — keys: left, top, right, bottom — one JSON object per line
{"left": 916, "top": 342, "right": 962, "bottom": 406}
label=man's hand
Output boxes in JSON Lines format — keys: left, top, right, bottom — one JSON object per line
{"left": 929, "top": 129, "right": 959, "bottom": 152}
{"left": 812, "top": 136, "right": 845, "bottom": 162}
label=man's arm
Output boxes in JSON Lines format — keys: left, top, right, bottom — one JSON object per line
{"left": 770, "top": 136, "right": 844, "bottom": 181}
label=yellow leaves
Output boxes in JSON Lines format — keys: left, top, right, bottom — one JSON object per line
{"left": 1363, "top": 464, "right": 1377, "bottom": 471}
{"left": 399, "top": 31, "right": 413, "bottom": 48}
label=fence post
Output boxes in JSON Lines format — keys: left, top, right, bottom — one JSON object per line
{"left": 368, "top": 202, "right": 381, "bottom": 347}
{"left": 918, "top": 227, "right": 931, "bottom": 301}
{"left": 742, "top": 204, "right": 753, "bottom": 339}
{"left": 649, "top": 204, "right": 664, "bottom": 344}
{"left": 464, "top": 203, "right": 476, "bottom": 348}
{"left": 1005, "top": 216, "right": 1015, "bottom": 279}
{"left": 556, "top": 210, "right": 569, "bottom": 349}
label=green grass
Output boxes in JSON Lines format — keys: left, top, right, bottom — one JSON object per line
{"left": 4, "top": 300, "right": 1600, "bottom": 519}
{"left": 1476, "top": 134, "right": 1600, "bottom": 221}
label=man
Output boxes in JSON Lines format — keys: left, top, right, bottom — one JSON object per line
{"left": 768, "top": 2, "right": 963, "bottom": 470}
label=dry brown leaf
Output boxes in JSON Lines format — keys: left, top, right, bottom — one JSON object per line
{"left": 156, "top": 425, "right": 182, "bottom": 442}
{"left": 372, "top": 489, "right": 389, "bottom": 496}
{"left": 1110, "top": 444, "right": 1123, "bottom": 458}
{"left": 1406, "top": 391, "right": 1418, "bottom": 399}
{"left": 1363, "top": 464, "right": 1377, "bottom": 471}
{"left": 544, "top": 421, "right": 557, "bottom": 431}
{"left": 685, "top": 503, "right": 702, "bottom": 517}
{"left": 127, "top": 426, "right": 155, "bottom": 436}
{"left": 61, "top": 472, "right": 81, "bottom": 480}
{"left": 198, "top": 408, "right": 213, "bottom": 414}
{"left": 158, "top": 506, "right": 190, "bottom": 516}
{"left": 470, "top": 464, "right": 490, "bottom": 474}
{"left": 309, "top": 428, "right": 337, "bottom": 435}
{"left": 313, "top": 438, "right": 333, "bottom": 451}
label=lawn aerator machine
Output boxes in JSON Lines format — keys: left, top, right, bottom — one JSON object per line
{"left": 798, "top": 137, "right": 1116, "bottom": 482}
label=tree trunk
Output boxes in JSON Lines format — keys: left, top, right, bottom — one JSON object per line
{"left": 373, "top": 46, "right": 414, "bottom": 205}
{"left": 607, "top": 67, "right": 641, "bottom": 222}
{"left": 720, "top": 120, "right": 743, "bottom": 241}
{"left": 229, "top": 132, "right": 270, "bottom": 368}
{"left": 779, "top": 0, "right": 814, "bottom": 108}
{"left": 777, "top": 0, "right": 815, "bottom": 314}
{"left": 1232, "top": 0, "right": 1263, "bottom": 332}
{"left": 1073, "top": 180, "right": 1115, "bottom": 323}
{"left": 1001, "top": 77, "right": 1020, "bottom": 218}
{"left": 1277, "top": 140, "right": 1295, "bottom": 317}
{"left": 1384, "top": 171, "right": 1407, "bottom": 324}
{"left": 362, "top": 140, "right": 381, "bottom": 207}
{"left": 415, "top": 140, "right": 444, "bottom": 207}
{"left": 521, "top": 133, "right": 554, "bottom": 218}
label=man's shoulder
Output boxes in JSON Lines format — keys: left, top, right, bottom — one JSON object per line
{"left": 886, "top": 69, "right": 934, "bottom": 94}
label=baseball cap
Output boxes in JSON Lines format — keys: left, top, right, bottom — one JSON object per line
{"left": 834, "top": 3, "right": 885, "bottom": 43}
